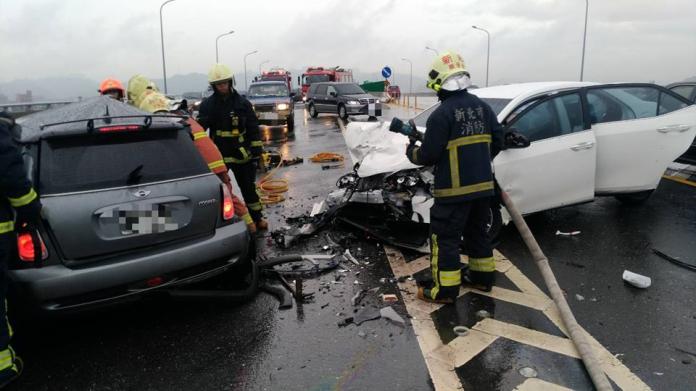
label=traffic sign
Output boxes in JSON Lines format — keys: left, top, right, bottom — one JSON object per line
{"left": 381, "top": 66, "right": 392, "bottom": 79}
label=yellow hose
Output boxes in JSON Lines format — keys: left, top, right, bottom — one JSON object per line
{"left": 258, "top": 160, "right": 289, "bottom": 205}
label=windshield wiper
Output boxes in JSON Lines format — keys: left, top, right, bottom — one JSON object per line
{"left": 126, "top": 164, "right": 144, "bottom": 186}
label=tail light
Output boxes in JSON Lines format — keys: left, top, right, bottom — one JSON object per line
{"left": 98, "top": 125, "right": 142, "bottom": 133}
{"left": 17, "top": 231, "right": 48, "bottom": 263}
{"left": 221, "top": 183, "right": 234, "bottom": 221}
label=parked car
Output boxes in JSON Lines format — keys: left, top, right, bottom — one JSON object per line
{"left": 306, "top": 82, "right": 382, "bottom": 120}
{"left": 340, "top": 82, "right": 695, "bottom": 245}
{"left": 247, "top": 81, "right": 295, "bottom": 134}
{"left": 12, "top": 96, "right": 250, "bottom": 312}
{"left": 666, "top": 81, "right": 696, "bottom": 164}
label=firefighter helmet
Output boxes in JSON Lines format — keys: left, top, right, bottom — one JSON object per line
{"left": 127, "top": 75, "right": 156, "bottom": 106}
{"left": 208, "top": 63, "right": 235, "bottom": 85}
{"left": 98, "top": 78, "right": 125, "bottom": 98}
{"left": 139, "top": 92, "right": 170, "bottom": 114}
{"left": 426, "top": 51, "right": 469, "bottom": 92}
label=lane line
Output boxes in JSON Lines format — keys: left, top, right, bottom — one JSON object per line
{"left": 384, "top": 245, "right": 651, "bottom": 391}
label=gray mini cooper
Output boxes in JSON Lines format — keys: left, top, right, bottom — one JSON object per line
{"left": 11, "top": 96, "right": 250, "bottom": 312}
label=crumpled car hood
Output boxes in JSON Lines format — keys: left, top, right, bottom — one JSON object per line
{"left": 343, "top": 121, "right": 421, "bottom": 177}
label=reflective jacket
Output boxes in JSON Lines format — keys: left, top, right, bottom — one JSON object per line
{"left": 0, "top": 117, "right": 38, "bottom": 234}
{"left": 407, "top": 89, "right": 504, "bottom": 204}
{"left": 197, "top": 90, "right": 262, "bottom": 165}
{"left": 186, "top": 117, "right": 251, "bottom": 224}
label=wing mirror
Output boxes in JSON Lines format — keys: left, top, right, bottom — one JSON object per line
{"left": 329, "top": 91, "right": 337, "bottom": 97}
{"left": 504, "top": 128, "right": 530, "bottom": 149}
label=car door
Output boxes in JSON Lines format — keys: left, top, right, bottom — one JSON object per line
{"left": 585, "top": 85, "right": 696, "bottom": 193}
{"left": 326, "top": 85, "right": 339, "bottom": 113}
{"left": 494, "top": 92, "right": 597, "bottom": 214}
{"left": 312, "top": 84, "right": 327, "bottom": 112}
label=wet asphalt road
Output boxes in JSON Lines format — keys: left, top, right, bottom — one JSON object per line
{"left": 7, "top": 104, "right": 696, "bottom": 390}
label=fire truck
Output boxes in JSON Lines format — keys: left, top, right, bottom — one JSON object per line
{"left": 259, "top": 68, "right": 293, "bottom": 91}
{"left": 298, "top": 66, "right": 353, "bottom": 101}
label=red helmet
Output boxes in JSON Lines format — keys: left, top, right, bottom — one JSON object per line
{"left": 99, "top": 78, "right": 125, "bottom": 98}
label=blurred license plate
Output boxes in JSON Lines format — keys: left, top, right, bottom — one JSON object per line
{"left": 260, "top": 112, "right": 279, "bottom": 120}
{"left": 118, "top": 205, "right": 179, "bottom": 235}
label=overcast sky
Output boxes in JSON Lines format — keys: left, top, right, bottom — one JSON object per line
{"left": 1, "top": 0, "right": 695, "bottom": 88}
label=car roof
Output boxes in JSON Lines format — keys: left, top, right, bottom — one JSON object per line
{"left": 471, "top": 81, "right": 598, "bottom": 100}
{"left": 666, "top": 81, "right": 696, "bottom": 88}
{"left": 251, "top": 81, "right": 287, "bottom": 86}
{"left": 16, "top": 96, "right": 184, "bottom": 143}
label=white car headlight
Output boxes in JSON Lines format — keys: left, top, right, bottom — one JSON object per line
{"left": 277, "top": 103, "right": 289, "bottom": 110}
{"left": 347, "top": 100, "right": 360, "bottom": 105}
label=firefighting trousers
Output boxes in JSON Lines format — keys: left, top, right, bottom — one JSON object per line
{"left": 228, "top": 162, "right": 263, "bottom": 223}
{"left": 0, "top": 233, "right": 19, "bottom": 377}
{"left": 426, "top": 198, "right": 495, "bottom": 300}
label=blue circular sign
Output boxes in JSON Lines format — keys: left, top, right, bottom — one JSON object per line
{"left": 381, "top": 66, "right": 392, "bottom": 79}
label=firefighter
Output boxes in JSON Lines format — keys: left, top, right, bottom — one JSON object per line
{"left": 0, "top": 113, "right": 42, "bottom": 387}
{"left": 98, "top": 78, "right": 125, "bottom": 100}
{"left": 138, "top": 92, "right": 257, "bottom": 233}
{"left": 406, "top": 51, "right": 505, "bottom": 303}
{"left": 127, "top": 74, "right": 157, "bottom": 107}
{"left": 197, "top": 64, "right": 267, "bottom": 230}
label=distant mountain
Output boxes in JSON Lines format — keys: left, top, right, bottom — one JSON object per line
{"left": 0, "top": 76, "right": 98, "bottom": 102}
{"left": 684, "top": 75, "right": 696, "bottom": 82}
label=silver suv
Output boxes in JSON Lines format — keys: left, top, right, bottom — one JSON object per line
{"left": 12, "top": 96, "right": 250, "bottom": 312}
{"left": 306, "top": 82, "right": 382, "bottom": 120}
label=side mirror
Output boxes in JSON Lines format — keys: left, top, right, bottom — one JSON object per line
{"left": 290, "top": 92, "right": 296, "bottom": 97}
{"left": 504, "top": 129, "right": 530, "bottom": 149}
{"left": 297, "top": 76, "right": 301, "bottom": 85}
{"left": 329, "top": 91, "right": 337, "bottom": 97}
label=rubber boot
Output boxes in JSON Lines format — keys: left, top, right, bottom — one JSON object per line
{"left": 0, "top": 356, "right": 22, "bottom": 389}
{"left": 417, "top": 286, "right": 455, "bottom": 304}
{"left": 462, "top": 269, "right": 494, "bottom": 292}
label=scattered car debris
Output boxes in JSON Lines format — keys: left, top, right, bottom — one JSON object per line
{"left": 351, "top": 289, "right": 366, "bottom": 306}
{"left": 381, "top": 294, "right": 399, "bottom": 303}
{"left": 379, "top": 306, "right": 405, "bottom": 326}
{"left": 622, "top": 270, "right": 651, "bottom": 289}
{"left": 518, "top": 367, "right": 538, "bottom": 378}
{"left": 310, "top": 201, "right": 327, "bottom": 217}
{"left": 575, "top": 294, "right": 585, "bottom": 301}
{"left": 282, "top": 156, "right": 303, "bottom": 166}
{"left": 358, "top": 331, "right": 367, "bottom": 338}
{"left": 652, "top": 248, "right": 696, "bottom": 272}
{"left": 353, "top": 307, "right": 381, "bottom": 325}
{"left": 453, "top": 326, "right": 470, "bottom": 337}
{"left": 556, "top": 230, "right": 581, "bottom": 236}
{"left": 344, "top": 249, "right": 360, "bottom": 266}
{"left": 476, "top": 310, "right": 491, "bottom": 319}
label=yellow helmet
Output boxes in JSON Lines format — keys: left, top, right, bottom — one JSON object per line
{"left": 127, "top": 75, "right": 152, "bottom": 106}
{"left": 426, "top": 51, "right": 468, "bottom": 92}
{"left": 208, "top": 63, "right": 234, "bottom": 84}
{"left": 139, "top": 92, "right": 170, "bottom": 114}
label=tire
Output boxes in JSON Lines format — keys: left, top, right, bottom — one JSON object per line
{"left": 287, "top": 114, "right": 295, "bottom": 133}
{"left": 460, "top": 204, "right": 503, "bottom": 253}
{"left": 308, "top": 102, "right": 318, "bottom": 118}
{"left": 338, "top": 104, "right": 348, "bottom": 120}
{"left": 614, "top": 190, "right": 653, "bottom": 205}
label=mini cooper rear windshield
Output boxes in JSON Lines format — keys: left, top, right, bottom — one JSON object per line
{"left": 40, "top": 128, "right": 209, "bottom": 194}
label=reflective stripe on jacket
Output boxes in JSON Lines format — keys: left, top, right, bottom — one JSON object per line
{"left": 407, "top": 90, "right": 505, "bottom": 203}
{"left": 1, "top": 117, "right": 38, "bottom": 233}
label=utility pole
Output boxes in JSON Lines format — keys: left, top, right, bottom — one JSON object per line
{"left": 472, "top": 25, "right": 491, "bottom": 87}
{"left": 159, "top": 0, "right": 177, "bottom": 94}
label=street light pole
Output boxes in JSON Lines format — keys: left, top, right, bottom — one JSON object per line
{"left": 243, "top": 50, "right": 258, "bottom": 92}
{"left": 401, "top": 58, "right": 413, "bottom": 98}
{"left": 472, "top": 25, "right": 491, "bottom": 87}
{"left": 259, "top": 60, "right": 270, "bottom": 76}
{"left": 159, "top": 0, "right": 177, "bottom": 94}
{"left": 425, "top": 46, "right": 439, "bottom": 56}
{"left": 215, "top": 30, "right": 235, "bottom": 63}
{"left": 580, "top": 0, "right": 589, "bottom": 81}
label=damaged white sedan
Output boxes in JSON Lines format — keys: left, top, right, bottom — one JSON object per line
{"left": 336, "top": 82, "right": 695, "bottom": 249}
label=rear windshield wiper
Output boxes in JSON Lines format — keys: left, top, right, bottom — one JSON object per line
{"left": 126, "top": 164, "right": 144, "bottom": 186}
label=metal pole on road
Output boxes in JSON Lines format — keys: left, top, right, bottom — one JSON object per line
{"left": 159, "top": 0, "right": 177, "bottom": 95}
{"left": 215, "top": 30, "right": 235, "bottom": 63}
{"left": 472, "top": 25, "right": 490, "bottom": 87}
{"left": 259, "top": 60, "right": 270, "bottom": 76}
{"left": 580, "top": 0, "right": 589, "bottom": 81}
{"left": 244, "top": 50, "right": 258, "bottom": 92}
{"left": 401, "top": 57, "right": 412, "bottom": 107}
{"left": 425, "top": 46, "right": 439, "bottom": 56}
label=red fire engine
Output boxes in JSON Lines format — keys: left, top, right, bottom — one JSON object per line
{"left": 259, "top": 68, "right": 293, "bottom": 92}
{"left": 298, "top": 66, "right": 353, "bottom": 101}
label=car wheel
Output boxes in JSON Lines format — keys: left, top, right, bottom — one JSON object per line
{"left": 287, "top": 114, "right": 295, "bottom": 133}
{"left": 308, "top": 103, "right": 318, "bottom": 118}
{"left": 614, "top": 190, "right": 654, "bottom": 205}
{"left": 460, "top": 204, "right": 503, "bottom": 253}
{"left": 338, "top": 104, "right": 348, "bottom": 120}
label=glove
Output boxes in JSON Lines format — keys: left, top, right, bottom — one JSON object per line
{"left": 15, "top": 200, "right": 42, "bottom": 230}
{"left": 405, "top": 142, "right": 419, "bottom": 164}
